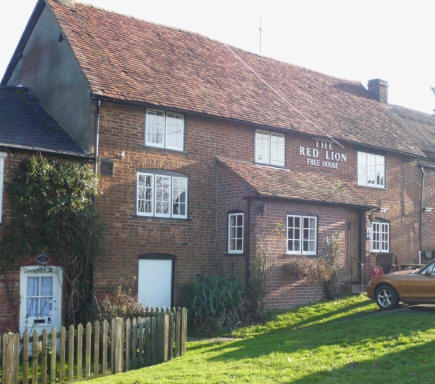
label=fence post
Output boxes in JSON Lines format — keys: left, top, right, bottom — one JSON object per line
{"left": 168, "top": 310, "right": 174, "bottom": 360}
{"left": 181, "top": 308, "right": 188, "bottom": 355}
{"left": 42, "top": 329, "right": 48, "bottom": 384}
{"left": 157, "top": 313, "right": 169, "bottom": 363}
{"left": 50, "top": 328, "right": 57, "bottom": 384}
{"left": 68, "top": 325, "right": 74, "bottom": 381}
{"left": 77, "top": 323, "right": 83, "bottom": 380}
{"left": 85, "top": 322, "right": 92, "bottom": 378}
{"left": 94, "top": 320, "right": 100, "bottom": 376}
{"left": 175, "top": 308, "right": 181, "bottom": 357}
{"left": 102, "top": 320, "right": 108, "bottom": 375}
{"left": 23, "top": 331, "right": 29, "bottom": 384}
{"left": 114, "top": 317, "right": 123, "bottom": 373}
{"left": 125, "top": 318, "right": 131, "bottom": 371}
{"left": 32, "top": 330, "right": 38, "bottom": 384}
{"left": 59, "top": 326, "right": 66, "bottom": 383}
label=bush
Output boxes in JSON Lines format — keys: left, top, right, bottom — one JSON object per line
{"left": 95, "top": 279, "right": 148, "bottom": 321}
{"left": 184, "top": 274, "right": 244, "bottom": 334}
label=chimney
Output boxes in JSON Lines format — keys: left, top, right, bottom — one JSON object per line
{"left": 368, "top": 79, "right": 388, "bottom": 104}
{"left": 55, "top": 0, "right": 75, "bottom": 7}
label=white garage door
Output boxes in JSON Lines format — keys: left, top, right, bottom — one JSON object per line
{"left": 138, "top": 258, "right": 173, "bottom": 308}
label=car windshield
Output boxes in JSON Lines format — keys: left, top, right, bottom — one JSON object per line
{"left": 417, "top": 261, "right": 435, "bottom": 275}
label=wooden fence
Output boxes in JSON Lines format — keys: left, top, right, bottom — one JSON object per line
{"left": 0, "top": 307, "right": 188, "bottom": 384}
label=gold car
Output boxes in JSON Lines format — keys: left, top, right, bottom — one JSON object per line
{"left": 367, "top": 260, "right": 435, "bottom": 309}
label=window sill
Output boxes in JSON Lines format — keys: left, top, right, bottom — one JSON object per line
{"left": 225, "top": 252, "right": 245, "bottom": 256}
{"left": 143, "top": 145, "right": 188, "bottom": 156}
{"left": 357, "top": 183, "right": 385, "bottom": 190}
{"left": 133, "top": 215, "right": 192, "bottom": 222}
{"left": 254, "top": 161, "right": 289, "bottom": 170}
{"left": 284, "top": 253, "right": 318, "bottom": 258}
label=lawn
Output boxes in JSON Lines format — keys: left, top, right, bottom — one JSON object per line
{"left": 77, "top": 295, "right": 435, "bottom": 384}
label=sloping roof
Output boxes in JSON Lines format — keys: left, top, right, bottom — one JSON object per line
{"left": 217, "top": 157, "right": 377, "bottom": 209}
{"left": 389, "top": 105, "right": 435, "bottom": 160}
{"left": 0, "top": 87, "right": 86, "bottom": 156}
{"left": 43, "top": 0, "right": 425, "bottom": 158}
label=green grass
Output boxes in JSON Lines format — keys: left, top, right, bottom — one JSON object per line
{"left": 77, "top": 295, "right": 435, "bottom": 384}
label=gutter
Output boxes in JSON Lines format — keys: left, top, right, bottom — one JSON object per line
{"left": 0, "top": 143, "right": 89, "bottom": 158}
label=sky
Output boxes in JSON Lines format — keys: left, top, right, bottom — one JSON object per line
{"left": 0, "top": 0, "right": 433, "bottom": 114}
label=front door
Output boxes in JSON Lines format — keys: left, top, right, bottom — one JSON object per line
{"left": 19, "top": 266, "right": 63, "bottom": 336}
{"left": 345, "top": 211, "right": 361, "bottom": 282}
{"left": 138, "top": 256, "right": 173, "bottom": 308}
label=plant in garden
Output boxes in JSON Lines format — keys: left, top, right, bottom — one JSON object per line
{"left": 0, "top": 155, "right": 105, "bottom": 324}
{"left": 283, "top": 234, "right": 340, "bottom": 299}
{"left": 184, "top": 274, "right": 244, "bottom": 334}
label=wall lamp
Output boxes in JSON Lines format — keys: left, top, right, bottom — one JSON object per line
{"left": 423, "top": 207, "right": 433, "bottom": 213}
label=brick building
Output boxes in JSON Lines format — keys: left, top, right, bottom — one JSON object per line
{"left": 0, "top": 0, "right": 434, "bottom": 331}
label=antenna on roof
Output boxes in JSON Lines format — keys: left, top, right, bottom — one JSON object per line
{"left": 259, "top": 16, "right": 263, "bottom": 55}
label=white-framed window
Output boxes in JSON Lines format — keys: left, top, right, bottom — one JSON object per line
{"left": 137, "top": 172, "right": 188, "bottom": 219}
{"left": 228, "top": 213, "right": 244, "bottom": 254}
{"left": 357, "top": 152, "right": 385, "bottom": 188}
{"left": 371, "top": 221, "right": 389, "bottom": 253}
{"left": 255, "top": 130, "right": 285, "bottom": 166}
{"left": 0, "top": 152, "right": 6, "bottom": 223}
{"left": 287, "top": 215, "right": 317, "bottom": 255}
{"left": 145, "top": 109, "right": 184, "bottom": 151}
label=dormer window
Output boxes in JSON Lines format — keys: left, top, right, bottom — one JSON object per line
{"left": 145, "top": 109, "right": 184, "bottom": 151}
{"left": 255, "top": 130, "right": 285, "bottom": 166}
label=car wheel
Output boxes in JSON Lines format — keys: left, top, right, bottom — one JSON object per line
{"left": 375, "top": 284, "right": 399, "bottom": 310}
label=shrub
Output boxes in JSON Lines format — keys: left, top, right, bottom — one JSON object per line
{"left": 95, "top": 278, "right": 147, "bottom": 321}
{"left": 184, "top": 274, "right": 244, "bottom": 334}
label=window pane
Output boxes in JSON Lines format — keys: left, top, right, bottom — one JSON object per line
{"left": 27, "top": 298, "right": 38, "bottom": 317}
{"left": 40, "top": 298, "right": 52, "bottom": 317}
{"left": 40, "top": 277, "right": 53, "bottom": 296}
{"left": 237, "top": 239, "right": 243, "bottom": 250}
{"left": 376, "top": 155, "right": 385, "bottom": 186}
{"left": 255, "top": 131, "right": 270, "bottom": 163}
{"left": 166, "top": 113, "right": 184, "bottom": 150}
{"left": 137, "top": 174, "right": 153, "bottom": 215}
{"left": 146, "top": 110, "right": 165, "bottom": 147}
{"left": 27, "top": 277, "right": 39, "bottom": 296}
{"left": 155, "top": 175, "right": 171, "bottom": 216}
{"left": 270, "top": 133, "right": 285, "bottom": 166}
{"left": 172, "top": 177, "right": 187, "bottom": 217}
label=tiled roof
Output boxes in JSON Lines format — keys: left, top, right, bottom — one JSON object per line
{"left": 47, "top": 0, "right": 425, "bottom": 157}
{"left": 389, "top": 105, "right": 435, "bottom": 160}
{"left": 0, "top": 87, "right": 86, "bottom": 155}
{"left": 217, "top": 157, "right": 377, "bottom": 209}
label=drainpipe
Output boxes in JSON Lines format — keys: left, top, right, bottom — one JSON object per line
{"left": 89, "top": 99, "right": 101, "bottom": 298}
{"left": 94, "top": 99, "right": 101, "bottom": 174}
{"left": 245, "top": 197, "right": 252, "bottom": 287}
{"left": 419, "top": 164, "right": 425, "bottom": 264}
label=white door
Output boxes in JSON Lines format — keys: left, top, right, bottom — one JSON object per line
{"left": 19, "top": 266, "right": 63, "bottom": 336}
{"left": 138, "top": 259, "right": 173, "bottom": 308}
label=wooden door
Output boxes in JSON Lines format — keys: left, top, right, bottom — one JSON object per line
{"left": 345, "top": 211, "right": 361, "bottom": 282}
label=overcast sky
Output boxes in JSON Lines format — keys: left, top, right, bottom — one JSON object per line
{"left": 0, "top": 0, "right": 433, "bottom": 113}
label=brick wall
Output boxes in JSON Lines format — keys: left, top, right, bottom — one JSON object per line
{"left": 422, "top": 166, "right": 435, "bottom": 253}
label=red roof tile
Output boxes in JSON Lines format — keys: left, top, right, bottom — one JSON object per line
{"left": 217, "top": 157, "right": 377, "bottom": 209}
{"left": 47, "top": 1, "right": 425, "bottom": 157}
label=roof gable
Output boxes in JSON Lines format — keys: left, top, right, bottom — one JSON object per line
{"left": 46, "top": 0, "right": 424, "bottom": 157}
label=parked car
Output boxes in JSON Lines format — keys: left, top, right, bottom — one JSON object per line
{"left": 367, "top": 260, "right": 435, "bottom": 309}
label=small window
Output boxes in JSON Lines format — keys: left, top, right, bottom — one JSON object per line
{"left": 357, "top": 152, "right": 385, "bottom": 188}
{"left": 0, "top": 153, "right": 6, "bottom": 223}
{"left": 137, "top": 172, "right": 188, "bottom": 219}
{"left": 228, "top": 213, "right": 244, "bottom": 254}
{"left": 371, "top": 221, "right": 389, "bottom": 253}
{"left": 255, "top": 130, "right": 285, "bottom": 166}
{"left": 145, "top": 109, "right": 184, "bottom": 151}
{"left": 287, "top": 215, "right": 317, "bottom": 255}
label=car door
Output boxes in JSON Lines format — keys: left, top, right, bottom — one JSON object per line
{"left": 407, "top": 261, "right": 435, "bottom": 302}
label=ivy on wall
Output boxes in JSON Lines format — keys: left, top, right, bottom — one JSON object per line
{"left": 0, "top": 155, "right": 105, "bottom": 324}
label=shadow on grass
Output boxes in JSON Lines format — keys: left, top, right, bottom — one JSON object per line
{"left": 206, "top": 308, "right": 435, "bottom": 362}
{"left": 291, "top": 340, "right": 435, "bottom": 384}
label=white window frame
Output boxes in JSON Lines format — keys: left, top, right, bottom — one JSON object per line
{"left": 145, "top": 109, "right": 184, "bottom": 151}
{"left": 371, "top": 221, "right": 390, "bottom": 253}
{"left": 228, "top": 213, "right": 244, "bottom": 254}
{"left": 357, "top": 151, "right": 385, "bottom": 189}
{"left": 136, "top": 172, "right": 188, "bottom": 219}
{"left": 255, "top": 130, "right": 285, "bottom": 167}
{"left": 286, "top": 214, "right": 317, "bottom": 255}
{"left": 0, "top": 152, "right": 6, "bottom": 224}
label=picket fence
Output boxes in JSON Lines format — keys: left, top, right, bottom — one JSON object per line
{"left": 0, "top": 307, "right": 188, "bottom": 384}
